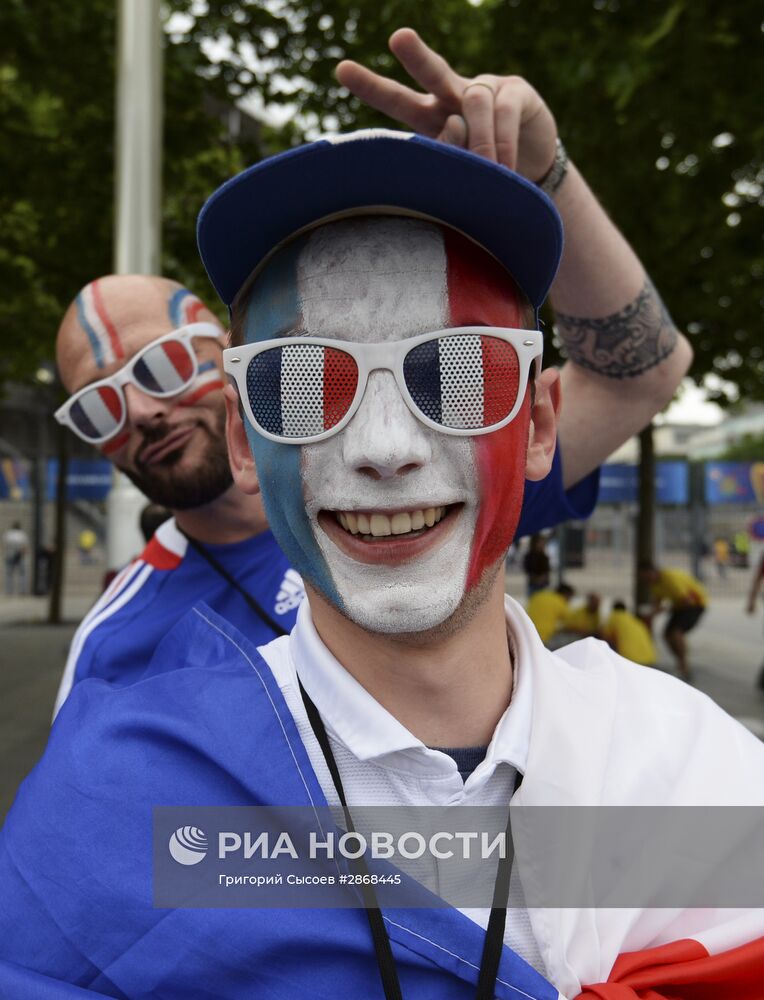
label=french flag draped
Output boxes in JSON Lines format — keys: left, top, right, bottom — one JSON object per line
{"left": 2, "top": 604, "right": 764, "bottom": 998}
{"left": 577, "top": 932, "right": 764, "bottom": 998}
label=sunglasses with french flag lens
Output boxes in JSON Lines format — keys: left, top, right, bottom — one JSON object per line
{"left": 55, "top": 323, "right": 223, "bottom": 444}
{"left": 224, "top": 327, "right": 542, "bottom": 445}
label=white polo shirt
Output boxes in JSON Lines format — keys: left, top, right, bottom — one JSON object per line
{"left": 258, "top": 595, "right": 545, "bottom": 974}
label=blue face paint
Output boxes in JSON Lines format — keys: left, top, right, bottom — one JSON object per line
{"left": 244, "top": 236, "right": 343, "bottom": 610}
{"left": 168, "top": 288, "right": 192, "bottom": 328}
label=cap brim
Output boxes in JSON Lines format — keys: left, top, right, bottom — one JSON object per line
{"left": 197, "top": 131, "right": 563, "bottom": 311}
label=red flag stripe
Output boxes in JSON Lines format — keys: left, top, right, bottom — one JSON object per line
{"left": 161, "top": 340, "right": 194, "bottom": 381}
{"left": 480, "top": 334, "right": 520, "bottom": 427}
{"left": 91, "top": 279, "right": 125, "bottom": 360}
{"left": 576, "top": 935, "right": 764, "bottom": 999}
{"left": 98, "top": 386, "right": 123, "bottom": 422}
{"left": 322, "top": 347, "right": 357, "bottom": 431}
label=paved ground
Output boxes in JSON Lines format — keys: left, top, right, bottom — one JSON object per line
{"left": 1, "top": 561, "right": 763, "bottom": 822}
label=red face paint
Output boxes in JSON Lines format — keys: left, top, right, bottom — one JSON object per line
{"left": 177, "top": 380, "right": 225, "bottom": 407}
{"left": 101, "top": 431, "right": 130, "bottom": 456}
{"left": 90, "top": 279, "right": 125, "bottom": 361}
{"left": 443, "top": 229, "right": 532, "bottom": 592}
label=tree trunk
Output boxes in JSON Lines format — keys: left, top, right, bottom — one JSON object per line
{"left": 48, "top": 423, "right": 69, "bottom": 625}
{"left": 634, "top": 422, "right": 655, "bottom": 610}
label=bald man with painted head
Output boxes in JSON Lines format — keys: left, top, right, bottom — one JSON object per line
{"left": 52, "top": 275, "right": 304, "bottom": 714}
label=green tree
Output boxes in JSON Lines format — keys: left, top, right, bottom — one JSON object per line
{"left": 0, "top": 0, "right": 264, "bottom": 390}
{"left": 720, "top": 432, "right": 764, "bottom": 462}
{"left": 2, "top": 0, "right": 761, "bottom": 409}
{"left": 167, "top": 0, "right": 761, "bottom": 400}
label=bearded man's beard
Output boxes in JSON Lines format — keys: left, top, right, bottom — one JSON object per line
{"left": 117, "top": 402, "right": 233, "bottom": 510}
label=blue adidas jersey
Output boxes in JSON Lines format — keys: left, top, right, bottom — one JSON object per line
{"left": 55, "top": 447, "right": 597, "bottom": 710}
{"left": 53, "top": 519, "right": 304, "bottom": 714}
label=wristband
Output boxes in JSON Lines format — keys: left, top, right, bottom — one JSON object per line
{"left": 537, "top": 138, "right": 569, "bottom": 197}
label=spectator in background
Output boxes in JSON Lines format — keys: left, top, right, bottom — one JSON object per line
{"left": 522, "top": 533, "right": 551, "bottom": 597}
{"left": 712, "top": 536, "right": 730, "bottom": 578}
{"left": 563, "top": 591, "right": 602, "bottom": 638}
{"left": 527, "top": 582, "right": 574, "bottom": 645}
{"left": 604, "top": 600, "right": 657, "bottom": 667}
{"left": 747, "top": 551, "right": 764, "bottom": 690}
{"left": 77, "top": 528, "right": 97, "bottom": 565}
{"left": 3, "top": 521, "right": 28, "bottom": 595}
{"left": 733, "top": 530, "right": 750, "bottom": 569}
{"left": 639, "top": 561, "right": 707, "bottom": 681}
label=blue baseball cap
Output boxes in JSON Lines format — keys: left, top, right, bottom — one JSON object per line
{"left": 197, "top": 128, "right": 563, "bottom": 311}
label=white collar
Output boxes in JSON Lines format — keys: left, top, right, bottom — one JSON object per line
{"left": 288, "top": 595, "right": 534, "bottom": 780}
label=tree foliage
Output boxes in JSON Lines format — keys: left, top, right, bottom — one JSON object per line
{"left": 1, "top": 0, "right": 761, "bottom": 405}
{"left": 167, "top": 0, "right": 764, "bottom": 402}
{"left": 720, "top": 432, "right": 764, "bottom": 462}
{"left": 0, "top": 0, "right": 260, "bottom": 388}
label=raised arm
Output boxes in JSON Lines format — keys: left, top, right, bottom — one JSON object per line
{"left": 336, "top": 29, "right": 693, "bottom": 488}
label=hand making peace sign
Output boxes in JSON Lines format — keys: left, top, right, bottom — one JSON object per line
{"left": 336, "top": 28, "right": 559, "bottom": 184}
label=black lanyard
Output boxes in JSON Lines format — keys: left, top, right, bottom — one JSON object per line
{"left": 177, "top": 527, "right": 288, "bottom": 637}
{"left": 179, "top": 522, "right": 522, "bottom": 995}
{"left": 299, "top": 679, "right": 523, "bottom": 1000}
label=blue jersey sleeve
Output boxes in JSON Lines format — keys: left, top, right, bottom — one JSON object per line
{"left": 516, "top": 446, "right": 600, "bottom": 539}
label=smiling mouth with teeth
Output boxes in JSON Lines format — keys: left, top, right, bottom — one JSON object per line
{"left": 335, "top": 506, "right": 449, "bottom": 539}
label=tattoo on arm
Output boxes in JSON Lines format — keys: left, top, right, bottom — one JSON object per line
{"left": 554, "top": 278, "right": 679, "bottom": 379}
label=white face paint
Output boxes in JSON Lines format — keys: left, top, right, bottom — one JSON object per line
{"left": 296, "top": 218, "right": 480, "bottom": 634}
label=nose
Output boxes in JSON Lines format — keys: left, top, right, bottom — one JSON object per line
{"left": 123, "top": 383, "right": 174, "bottom": 429}
{"left": 341, "top": 372, "right": 432, "bottom": 480}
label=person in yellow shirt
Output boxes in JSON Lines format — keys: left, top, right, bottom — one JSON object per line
{"left": 77, "top": 528, "right": 97, "bottom": 565}
{"left": 527, "top": 583, "right": 574, "bottom": 645}
{"left": 639, "top": 562, "right": 707, "bottom": 680}
{"left": 604, "top": 600, "right": 656, "bottom": 667}
{"left": 563, "top": 592, "right": 602, "bottom": 638}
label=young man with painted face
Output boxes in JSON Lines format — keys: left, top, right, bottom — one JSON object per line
{"left": 51, "top": 266, "right": 596, "bottom": 715}
{"left": 52, "top": 274, "right": 303, "bottom": 713}
{"left": 1, "top": 130, "right": 762, "bottom": 999}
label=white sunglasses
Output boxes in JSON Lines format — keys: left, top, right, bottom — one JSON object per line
{"left": 224, "top": 326, "right": 542, "bottom": 445}
{"left": 55, "top": 323, "right": 223, "bottom": 444}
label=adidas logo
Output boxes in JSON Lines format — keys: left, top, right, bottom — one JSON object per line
{"left": 274, "top": 568, "right": 305, "bottom": 615}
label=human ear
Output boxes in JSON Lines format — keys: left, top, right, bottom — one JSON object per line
{"left": 224, "top": 383, "right": 260, "bottom": 496}
{"left": 525, "top": 367, "right": 560, "bottom": 482}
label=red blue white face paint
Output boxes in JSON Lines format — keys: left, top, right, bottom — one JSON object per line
{"left": 441, "top": 229, "right": 530, "bottom": 592}
{"left": 244, "top": 218, "right": 532, "bottom": 634}
{"left": 75, "top": 279, "right": 126, "bottom": 370}
{"left": 176, "top": 359, "right": 225, "bottom": 408}
{"left": 166, "top": 290, "right": 225, "bottom": 407}
{"left": 168, "top": 287, "right": 208, "bottom": 328}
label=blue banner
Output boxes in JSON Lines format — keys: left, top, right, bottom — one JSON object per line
{"left": 599, "top": 464, "right": 638, "bottom": 503}
{"left": 599, "top": 461, "right": 688, "bottom": 505}
{"left": 0, "top": 458, "right": 30, "bottom": 500}
{"left": 46, "top": 459, "right": 113, "bottom": 501}
{"left": 705, "top": 462, "right": 761, "bottom": 505}
{"left": 656, "top": 460, "right": 689, "bottom": 505}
